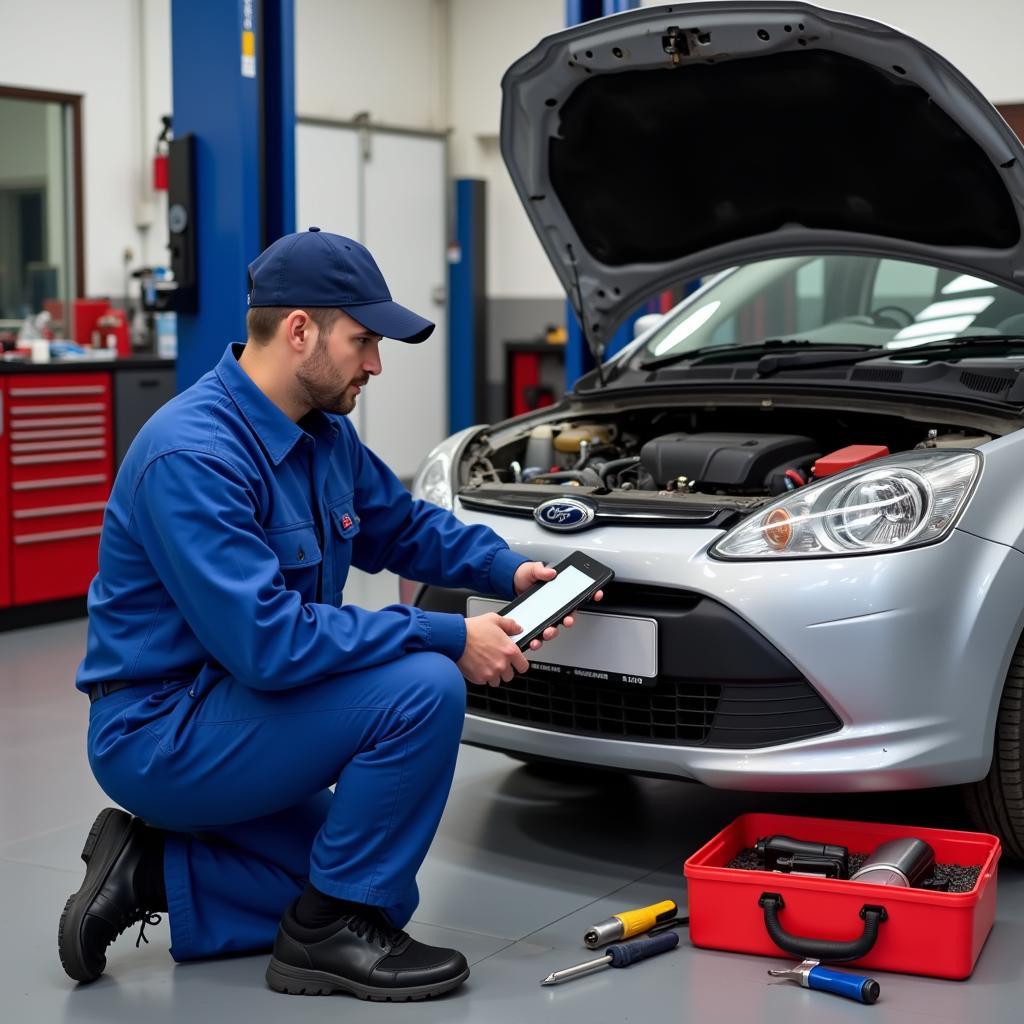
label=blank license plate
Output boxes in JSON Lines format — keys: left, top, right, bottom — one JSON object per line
{"left": 466, "top": 597, "right": 658, "bottom": 687}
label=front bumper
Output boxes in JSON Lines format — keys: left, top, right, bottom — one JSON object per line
{"left": 434, "top": 503, "right": 1024, "bottom": 792}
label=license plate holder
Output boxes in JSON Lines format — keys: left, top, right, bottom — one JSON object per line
{"left": 466, "top": 596, "right": 658, "bottom": 687}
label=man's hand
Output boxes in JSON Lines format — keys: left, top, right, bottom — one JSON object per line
{"left": 511, "top": 560, "right": 604, "bottom": 651}
{"left": 457, "top": 613, "right": 529, "bottom": 688}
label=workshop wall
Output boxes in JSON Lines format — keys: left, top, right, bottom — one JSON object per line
{"left": 295, "top": 0, "right": 448, "bottom": 131}
{"left": 821, "top": 0, "right": 1024, "bottom": 103}
{"left": 0, "top": 0, "right": 172, "bottom": 301}
{"left": 447, "top": 0, "right": 564, "bottom": 418}
{"left": 5, "top": 0, "right": 1022, "bottom": 366}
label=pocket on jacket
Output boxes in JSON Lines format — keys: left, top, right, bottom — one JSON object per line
{"left": 265, "top": 521, "right": 322, "bottom": 595}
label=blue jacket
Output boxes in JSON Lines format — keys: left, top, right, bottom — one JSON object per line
{"left": 76, "top": 343, "right": 528, "bottom": 693}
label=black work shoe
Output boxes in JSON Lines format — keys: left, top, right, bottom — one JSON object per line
{"left": 266, "top": 900, "right": 470, "bottom": 1001}
{"left": 58, "top": 808, "right": 163, "bottom": 983}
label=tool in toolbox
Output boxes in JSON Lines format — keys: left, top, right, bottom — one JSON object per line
{"left": 849, "top": 838, "right": 934, "bottom": 888}
{"left": 756, "top": 834, "right": 850, "bottom": 879}
{"left": 541, "top": 931, "right": 679, "bottom": 986}
{"left": 768, "top": 959, "right": 881, "bottom": 1005}
{"left": 583, "top": 899, "right": 679, "bottom": 948}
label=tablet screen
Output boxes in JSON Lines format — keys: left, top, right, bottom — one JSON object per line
{"left": 507, "top": 564, "right": 595, "bottom": 642}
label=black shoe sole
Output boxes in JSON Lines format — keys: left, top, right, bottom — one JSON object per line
{"left": 58, "top": 808, "right": 135, "bottom": 983}
{"left": 265, "top": 957, "right": 470, "bottom": 1001}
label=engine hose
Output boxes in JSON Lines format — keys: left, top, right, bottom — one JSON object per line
{"left": 598, "top": 456, "right": 641, "bottom": 483}
{"left": 529, "top": 469, "right": 602, "bottom": 487}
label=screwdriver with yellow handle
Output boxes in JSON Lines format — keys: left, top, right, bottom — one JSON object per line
{"left": 583, "top": 900, "right": 680, "bottom": 948}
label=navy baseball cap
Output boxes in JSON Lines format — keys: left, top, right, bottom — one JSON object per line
{"left": 247, "top": 227, "right": 435, "bottom": 344}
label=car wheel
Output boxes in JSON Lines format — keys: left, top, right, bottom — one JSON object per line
{"left": 964, "top": 634, "right": 1024, "bottom": 860}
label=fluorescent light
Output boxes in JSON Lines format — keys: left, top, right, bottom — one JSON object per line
{"left": 941, "top": 274, "right": 997, "bottom": 294}
{"left": 891, "top": 315, "right": 976, "bottom": 341}
{"left": 916, "top": 296, "right": 994, "bottom": 319}
{"left": 652, "top": 301, "right": 722, "bottom": 356}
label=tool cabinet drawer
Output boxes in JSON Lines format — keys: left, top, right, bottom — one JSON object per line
{"left": 7, "top": 375, "right": 112, "bottom": 484}
{"left": 2, "top": 372, "right": 113, "bottom": 607}
{"left": 11, "top": 525, "right": 105, "bottom": 605}
{"left": 0, "top": 379, "right": 8, "bottom": 607}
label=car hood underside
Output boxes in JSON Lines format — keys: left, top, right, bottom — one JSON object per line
{"left": 501, "top": 3, "right": 1024, "bottom": 339}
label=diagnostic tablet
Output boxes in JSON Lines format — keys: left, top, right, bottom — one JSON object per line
{"left": 497, "top": 551, "right": 614, "bottom": 651}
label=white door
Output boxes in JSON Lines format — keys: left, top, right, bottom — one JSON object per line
{"left": 362, "top": 132, "right": 447, "bottom": 479}
{"left": 296, "top": 123, "right": 360, "bottom": 238}
{"left": 295, "top": 122, "right": 447, "bottom": 479}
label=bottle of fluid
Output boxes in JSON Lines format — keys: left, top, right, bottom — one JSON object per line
{"left": 156, "top": 311, "right": 177, "bottom": 359}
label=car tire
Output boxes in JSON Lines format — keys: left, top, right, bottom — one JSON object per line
{"left": 964, "top": 634, "right": 1024, "bottom": 860}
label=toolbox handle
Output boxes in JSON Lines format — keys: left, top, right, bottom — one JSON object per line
{"left": 758, "top": 893, "right": 887, "bottom": 963}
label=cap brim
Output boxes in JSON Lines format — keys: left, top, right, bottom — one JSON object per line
{"left": 341, "top": 299, "right": 435, "bottom": 344}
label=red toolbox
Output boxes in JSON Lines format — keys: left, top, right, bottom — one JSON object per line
{"left": 684, "top": 813, "right": 1000, "bottom": 980}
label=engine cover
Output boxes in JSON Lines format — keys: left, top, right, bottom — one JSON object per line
{"left": 640, "top": 432, "right": 818, "bottom": 488}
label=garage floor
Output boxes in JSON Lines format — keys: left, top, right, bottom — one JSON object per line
{"left": 3, "top": 571, "right": 1023, "bottom": 1023}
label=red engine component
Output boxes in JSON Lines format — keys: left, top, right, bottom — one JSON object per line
{"left": 813, "top": 444, "right": 890, "bottom": 478}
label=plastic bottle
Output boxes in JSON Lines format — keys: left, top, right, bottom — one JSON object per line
{"left": 156, "top": 311, "right": 178, "bottom": 359}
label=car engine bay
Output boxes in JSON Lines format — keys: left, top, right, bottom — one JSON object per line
{"left": 459, "top": 405, "right": 997, "bottom": 509}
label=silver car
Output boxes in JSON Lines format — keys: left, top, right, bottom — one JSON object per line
{"left": 411, "top": 4, "right": 1024, "bottom": 857}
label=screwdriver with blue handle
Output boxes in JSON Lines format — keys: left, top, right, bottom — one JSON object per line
{"left": 541, "top": 931, "right": 679, "bottom": 986}
{"left": 768, "top": 959, "right": 881, "bottom": 1004}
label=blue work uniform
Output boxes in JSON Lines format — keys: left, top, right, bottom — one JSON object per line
{"left": 78, "top": 342, "right": 529, "bottom": 961}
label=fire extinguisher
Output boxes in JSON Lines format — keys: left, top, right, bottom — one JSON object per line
{"left": 153, "top": 115, "right": 172, "bottom": 191}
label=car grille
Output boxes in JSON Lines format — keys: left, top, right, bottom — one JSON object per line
{"left": 466, "top": 675, "right": 839, "bottom": 749}
{"left": 416, "top": 581, "right": 842, "bottom": 750}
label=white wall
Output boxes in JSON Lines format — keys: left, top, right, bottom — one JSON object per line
{"left": 447, "top": 0, "right": 563, "bottom": 298}
{"left": 296, "top": 0, "right": 448, "bottom": 129}
{"left": 4, "top": 0, "right": 1023, "bottom": 305}
{"left": 676, "top": 0, "right": 1024, "bottom": 104}
{"left": 0, "top": 0, "right": 172, "bottom": 300}
{"left": 139, "top": 0, "right": 172, "bottom": 270}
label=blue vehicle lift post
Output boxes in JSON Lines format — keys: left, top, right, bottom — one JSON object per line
{"left": 170, "top": 0, "right": 295, "bottom": 392}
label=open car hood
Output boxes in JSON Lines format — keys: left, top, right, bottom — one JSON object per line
{"left": 500, "top": 3, "right": 1024, "bottom": 346}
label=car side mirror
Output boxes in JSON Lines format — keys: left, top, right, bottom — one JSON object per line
{"left": 633, "top": 313, "right": 663, "bottom": 339}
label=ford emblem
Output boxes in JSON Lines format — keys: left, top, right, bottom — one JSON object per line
{"left": 534, "top": 498, "right": 595, "bottom": 531}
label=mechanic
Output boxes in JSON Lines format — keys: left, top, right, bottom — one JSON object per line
{"left": 58, "top": 228, "right": 602, "bottom": 1001}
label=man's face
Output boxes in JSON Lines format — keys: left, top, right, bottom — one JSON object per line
{"left": 295, "top": 311, "right": 382, "bottom": 415}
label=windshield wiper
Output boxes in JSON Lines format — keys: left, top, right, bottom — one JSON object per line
{"left": 885, "top": 334, "right": 1024, "bottom": 357}
{"left": 639, "top": 339, "right": 873, "bottom": 372}
{"left": 754, "top": 334, "right": 1024, "bottom": 376}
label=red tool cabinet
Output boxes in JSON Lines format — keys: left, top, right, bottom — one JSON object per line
{"left": 0, "top": 379, "right": 9, "bottom": 608}
{"left": 1, "top": 372, "right": 113, "bottom": 606}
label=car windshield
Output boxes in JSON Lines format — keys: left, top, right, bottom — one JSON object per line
{"left": 639, "top": 255, "right": 1024, "bottom": 363}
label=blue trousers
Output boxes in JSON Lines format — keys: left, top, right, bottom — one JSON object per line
{"left": 86, "top": 651, "right": 466, "bottom": 961}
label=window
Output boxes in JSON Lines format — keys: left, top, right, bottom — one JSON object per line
{"left": 0, "top": 86, "right": 83, "bottom": 339}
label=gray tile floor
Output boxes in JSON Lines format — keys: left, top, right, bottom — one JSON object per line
{"left": 3, "top": 567, "right": 1023, "bottom": 1022}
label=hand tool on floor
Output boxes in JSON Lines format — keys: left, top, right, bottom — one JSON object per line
{"left": 541, "top": 931, "right": 679, "bottom": 986}
{"left": 583, "top": 899, "right": 678, "bottom": 948}
{"left": 756, "top": 834, "right": 850, "bottom": 879}
{"left": 768, "top": 959, "right": 880, "bottom": 1004}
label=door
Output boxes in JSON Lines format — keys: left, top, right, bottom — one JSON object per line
{"left": 296, "top": 121, "right": 448, "bottom": 479}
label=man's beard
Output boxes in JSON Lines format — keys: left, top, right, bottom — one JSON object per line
{"left": 296, "top": 335, "right": 367, "bottom": 415}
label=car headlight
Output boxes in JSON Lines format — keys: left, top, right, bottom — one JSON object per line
{"left": 710, "top": 450, "right": 981, "bottom": 559}
{"left": 410, "top": 426, "right": 484, "bottom": 511}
